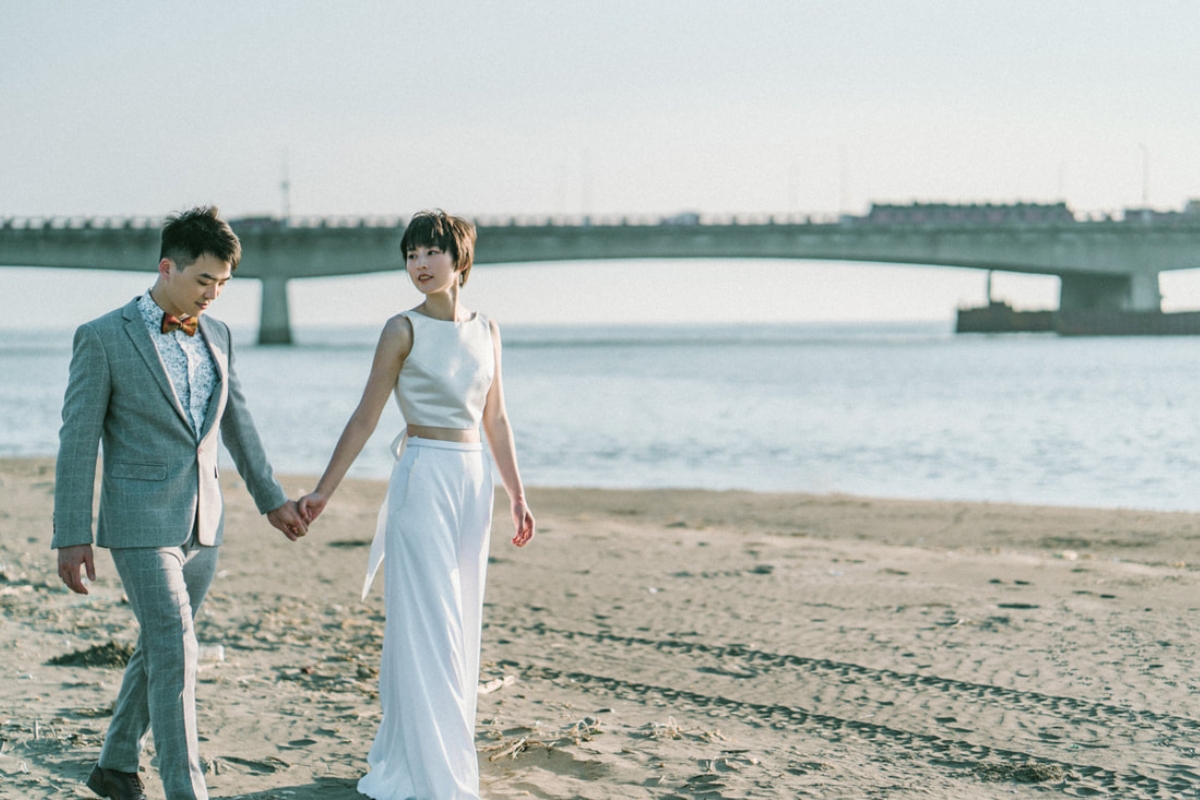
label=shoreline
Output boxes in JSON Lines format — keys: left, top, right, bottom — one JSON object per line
{"left": 10, "top": 320, "right": 1200, "bottom": 516}
{"left": 3, "top": 456, "right": 1200, "bottom": 798}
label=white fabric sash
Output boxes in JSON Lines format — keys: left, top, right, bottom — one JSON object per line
{"left": 362, "top": 431, "right": 408, "bottom": 601}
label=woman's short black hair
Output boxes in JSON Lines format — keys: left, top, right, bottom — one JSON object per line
{"left": 400, "top": 209, "right": 477, "bottom": 286}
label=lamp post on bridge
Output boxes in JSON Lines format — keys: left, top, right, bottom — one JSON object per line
{"left": 1138, "top": 142, "right": 1150, "bottom": 210}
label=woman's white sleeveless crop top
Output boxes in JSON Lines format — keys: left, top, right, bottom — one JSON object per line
{"left": 394, "top": 311, "right": 495, "bottom": 429}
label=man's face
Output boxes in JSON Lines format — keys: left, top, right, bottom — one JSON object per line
{"left": 158, "top": 254, "right": 232, "bottom": 318}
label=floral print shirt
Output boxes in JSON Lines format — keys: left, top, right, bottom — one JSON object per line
{"left": 138, "top": 291, "right": 217, "bottom": 437}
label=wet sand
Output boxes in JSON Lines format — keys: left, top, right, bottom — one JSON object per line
{"left": 3, "top": 456, "right": 1200, "bottom": 798}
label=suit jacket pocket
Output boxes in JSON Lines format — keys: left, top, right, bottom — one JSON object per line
{"left": 110, "top": 462, "right": 168, "bottom": 481}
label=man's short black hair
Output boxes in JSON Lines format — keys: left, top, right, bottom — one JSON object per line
{"left": 160, "top": 206, "right": 242, "bottom": 270}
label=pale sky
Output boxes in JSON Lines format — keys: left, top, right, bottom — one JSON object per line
{"left": 3, "top": 1, "right": 1199, "bottom": 327}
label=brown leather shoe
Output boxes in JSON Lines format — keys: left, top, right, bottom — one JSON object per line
{"left": 86, "top": 765, "right": 148, "bottom": 800}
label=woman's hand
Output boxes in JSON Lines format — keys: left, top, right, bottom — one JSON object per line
{"left": 298, "top": 492, "right": 328, "bottom": 524}
{"left": 511, "top": 498, "right": 535, "bottom": 547}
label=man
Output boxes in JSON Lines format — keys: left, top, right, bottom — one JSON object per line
{"left": 53, "top": 206, "right": 308, "bottom": 800}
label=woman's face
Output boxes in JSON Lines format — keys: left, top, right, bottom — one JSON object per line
{"left": 406, "top": 244, "right": 460, "bottom": 295}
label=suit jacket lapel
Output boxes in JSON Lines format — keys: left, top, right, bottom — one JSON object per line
{"left": 197, "top": 316, "right": 228, "bottom": 441}
{"left": 122, "top": 299, "right": 192, "bottom": 429}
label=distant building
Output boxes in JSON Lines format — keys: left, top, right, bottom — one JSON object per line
{"left": 230, "top": 215, "right": 285, "bottom": 231}
{"left": 1121, "top": 204, "right": 1200, "bottom": 225}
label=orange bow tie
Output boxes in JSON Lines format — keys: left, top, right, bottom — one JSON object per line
{"left": 161, "top": 314, "right": 199, "bottom": 336}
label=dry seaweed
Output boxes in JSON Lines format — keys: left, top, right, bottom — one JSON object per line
{"left": 47, "top": 641, "right": 135, "bottom": 668}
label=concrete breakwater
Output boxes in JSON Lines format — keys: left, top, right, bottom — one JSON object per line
{"left": 957, "top": 301, "right": 1200, "bottom": 335}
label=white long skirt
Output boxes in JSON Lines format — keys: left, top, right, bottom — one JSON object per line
{"left": 358, "top": 437, "right": 494, "bottom": 800}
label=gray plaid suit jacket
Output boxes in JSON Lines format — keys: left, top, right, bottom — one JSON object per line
{"left": 52, "top": 297, "right": 288, "bottom": 550}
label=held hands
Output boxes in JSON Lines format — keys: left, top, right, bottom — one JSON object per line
{"left": 57, "top": 544, "right": 96, "bottom": 595}
{"left": 267, "top": 500, "right": 309, "bottom": 541}
{"left": 511, "top": 498, "right": 535, "bottom": 547}
{"left": 297, "top": 492, "right": 328, "bottom": 525}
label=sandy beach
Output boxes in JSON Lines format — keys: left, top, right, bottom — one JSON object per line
{"left": 3, "top": 456, "right": 1200, "bottom": 799}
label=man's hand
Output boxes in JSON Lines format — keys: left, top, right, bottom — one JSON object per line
{"left": 57, "top": 545, "right": 96, "bottom": 594}
{"left": 267, "top": 500, "right": 309, "bottom": 541}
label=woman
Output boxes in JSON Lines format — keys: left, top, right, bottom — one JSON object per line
{"left": 299, "top": 209, "right": 535, "bottom": 799}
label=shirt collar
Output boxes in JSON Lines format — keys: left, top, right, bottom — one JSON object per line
{"left": 137, "top": 291, "right": 166, "bottom": 330}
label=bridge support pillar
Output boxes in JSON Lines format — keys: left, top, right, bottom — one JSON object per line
{"left": 1059, "top": 272, "right": 1161, "bottom": 313}
{"left": 1128, "top": 271, "right": 1162, "bottom": 311}
{"left": 258, "top": 276, "right": 292, "bottom": 345}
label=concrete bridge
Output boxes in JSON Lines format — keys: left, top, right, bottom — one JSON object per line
{"left": 3, "top": 212, "right": 1200, "bottom": 343}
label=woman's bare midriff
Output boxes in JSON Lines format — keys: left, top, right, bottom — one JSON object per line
{"left": 407, "top": 424, "right": 480, "bottom": 443}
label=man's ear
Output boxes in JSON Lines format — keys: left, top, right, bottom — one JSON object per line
{"left": 157, "top": 258, "right": 175, "bottom": 280}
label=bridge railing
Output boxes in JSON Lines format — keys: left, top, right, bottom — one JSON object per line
{"left": 259, "top": 215, "right": 408, "bottom": 229}
{"left": 2, "top": 212, "right": 848, "bottom": 230}
{"left": 1, "top": 216, "right": 163, "bottom": 230}
{"left": 470, "top": 211, "right": 846, "bottom": 227}
{"left": 6, "top": 209, "right": 1199, "bottom": 232}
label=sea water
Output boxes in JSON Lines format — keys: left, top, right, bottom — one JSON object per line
{"left": 5, "top": 322, "right": 1200, "bottom": 511}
